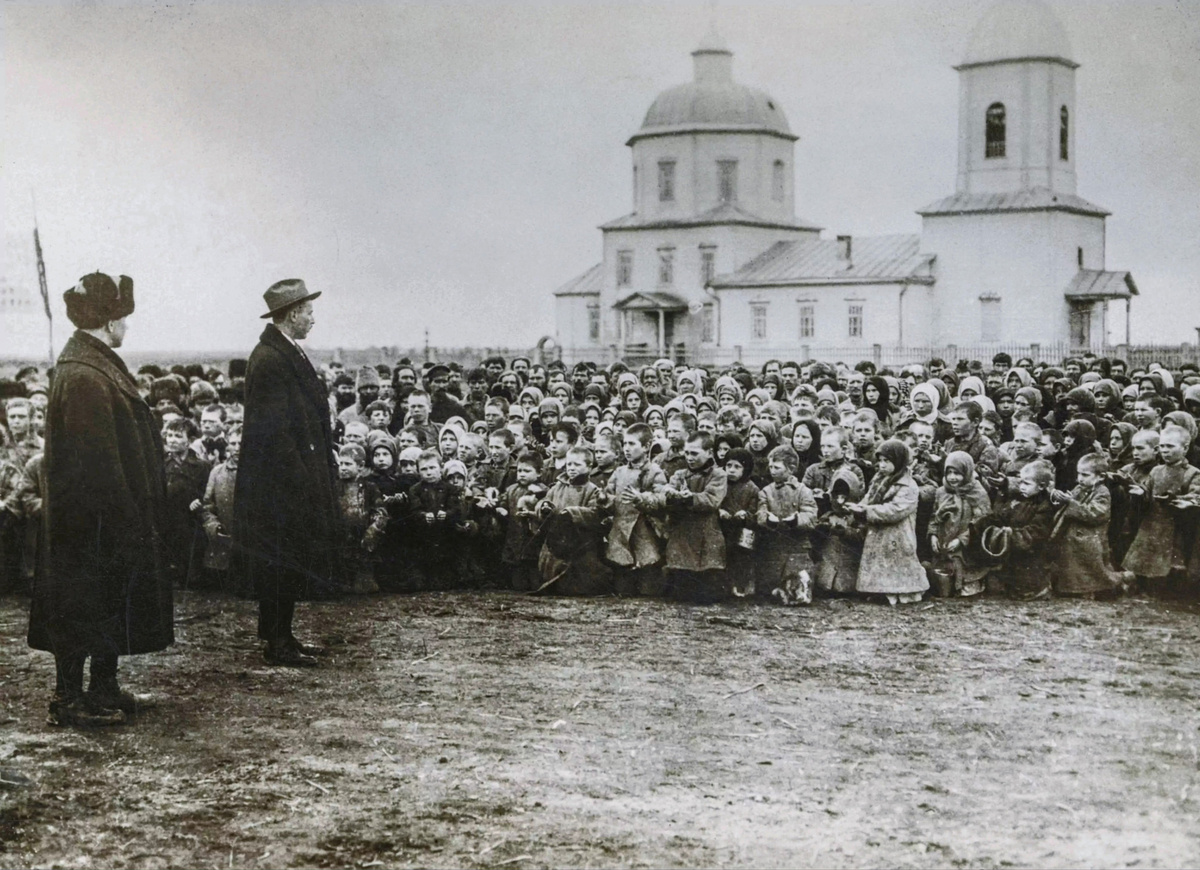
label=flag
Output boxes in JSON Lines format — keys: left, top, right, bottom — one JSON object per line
{"left": 33, "top": 224, "right": 51, "bottom": 321}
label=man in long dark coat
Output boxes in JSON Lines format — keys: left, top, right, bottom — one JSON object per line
{"left": 29, "top": 272, "right": 172, "bottom": 727}
{"left": 233, "top": 279, "right": 339, "bottom": 666}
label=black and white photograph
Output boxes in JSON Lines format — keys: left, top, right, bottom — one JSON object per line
{"left": 1, "top": 0, "right": 1199, "bottom": 866}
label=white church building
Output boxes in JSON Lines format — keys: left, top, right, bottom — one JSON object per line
{"left": 552, "top": 0, "right": 1137, "bottom": 365}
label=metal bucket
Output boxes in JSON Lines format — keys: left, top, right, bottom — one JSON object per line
{"left": 929, "top": 568, "right": 955, "bottom": 598}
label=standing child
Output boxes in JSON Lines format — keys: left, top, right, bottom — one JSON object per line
{"left": 442, "top": 459, "right": 484, "bottom": 588}
{"left": 199, "top": 424, "right": 241, "bottom": 589}
{"left": 755, "top": 445, "right": 818, "bottom": 605}
{"left": 334, "top": 444, "right": 383, "bottom": 595}
{"left": 405, "top": 451, "right": 451, "bottom": 590}
{"left": 589, "top": 432, "right": 622, "bottom": 490}
{"left": 1122, "top": 426, "right": 1200, "bottom": 590}
{"left": 161, "top": 417, "right": 211, "bottom": 588}
{"left": 928, "top": 451, "right": 991, "bottom": 597}
{"left": 848, "top": 439, "right": 929, "bottom": 605}
{"left": 645, "top": 432, "right": 728, "bottom": 603}
{"left": 605, "top": 423, "right": 667, "bottom": 597}
{"left": 1050, "top": 452, "right": 1132, "bottom": 598}
{"left": 719, "top": 448, "right": 760, "bottom": 598}
{"left": 500, "top": 452, "right": 547, "bottom": 591}
{"left": 986, "top": 460, "right": 1057, "bottom": 599}
{"left": 534, "top": 446, "right": 611, "bottom": 596}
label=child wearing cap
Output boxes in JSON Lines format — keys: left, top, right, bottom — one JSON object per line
{"left": 605, "top": 423, "right": 668, "bottom": 597}
{"left": 500, "top": 451, "right": 547, "bottom": 591}
{"left": 719, "top": 447, "right": 761, "bottom": 598}
{"left": 755, "top": 445, "right": 818, "bottom": 605}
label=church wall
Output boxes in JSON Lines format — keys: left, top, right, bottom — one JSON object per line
{"left": 922, "top": 209, "right": 1105, "bottom": 345}
{"left": 555, "top": 295, "right": 598, "bottom": 351}
{"left": 714, "top": 281, "right": 909, "bottom": 357}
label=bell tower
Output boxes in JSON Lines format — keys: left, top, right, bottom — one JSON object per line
{"left": 954, "top": 0, "right": 1078, "bottom": 196}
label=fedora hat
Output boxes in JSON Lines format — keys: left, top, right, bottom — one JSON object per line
{"left": 261, "top": 278, "right": 321, "bottom": 319}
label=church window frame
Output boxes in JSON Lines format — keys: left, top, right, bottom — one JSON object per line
{"left": 751, "top": 301, "right": 769, "bottom": 341}
{"left": 587, "top": 301, "right": 601, "bottom": 343}
{"left": 700, "top": 245, "right": 717, "bottom": 284}
{"left": 1060, "top": 105, "right": 1069, "bottom": 161}
{"left": 985, "top": 103, "right": 1006, "bottom": 159}
{"left": 772, "top": 160, "right": 786, "bottom": 202}
{"left": 718, "top": 159, "right": 738, "bottom": 203}
{"left": 701, "top": 303, "right": 716, "bottom": 344}
{"left": 979, "top": 295, "right": 1002, "bottom": 342}
{"left": 616, "top": 250, "right": 633, "bottom": 287}
{"left": 658, "top": 160, "right": 676, "bottom": 202}
{"left": 657, "top": 246, "right": 675, "bottom": 286}
{"left": 847, "top": 303, "right": 864, "bottom": 338}
{"left": 798, "top": 302, "right": 815, "bottom": 339}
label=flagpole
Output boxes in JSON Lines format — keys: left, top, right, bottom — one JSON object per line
{"left": 32, "top": 193, "right": 54, "bottom": 366}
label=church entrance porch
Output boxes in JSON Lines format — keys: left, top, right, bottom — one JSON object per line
{"left": 614, "top": 291, "right": 688, "bottom": 362}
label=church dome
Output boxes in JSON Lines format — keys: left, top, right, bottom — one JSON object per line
{"left": 961, "top": 0, "right": 1074, "bottom": 67}
{"left": 630, "top": 34, "right": 794, "bottom": 143}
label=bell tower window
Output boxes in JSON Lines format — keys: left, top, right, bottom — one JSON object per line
{"left": 1060, "top": 106, "right": 1069, "bottom": 161}
{"left": 658, "top": 161, "right": 676, "bottom": 202}
{"left": 985, "top": 103, "right": 1006, "bottom": 159}
{"left": 772, "top": 160, "right": 785, "bottom": 202}
{"left": 718, "top": 160, "right": 738, "bottom": 203}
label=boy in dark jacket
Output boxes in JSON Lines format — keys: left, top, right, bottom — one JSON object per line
{"left": 719, "top": 448, "right": 760, "bottom": 598}
{"left": 499, "top": 452, "right": 546, "bottom": 591}
{"left": 335, "top": 444, "right": 383, "bottom": 595}
{"left": 162, "top": 417, "right": 211, "bottom": 588}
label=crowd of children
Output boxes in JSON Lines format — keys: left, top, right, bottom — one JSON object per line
{"left": 2, "top": 351, "right": 1199, "bottom": 606}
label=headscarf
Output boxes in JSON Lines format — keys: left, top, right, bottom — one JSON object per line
{"left": 863, "top": 375, "right": 891, "bottom": 422}
{"left": 909, "top": 382, "right": 942, "bottom": 424}
{"left": 1005, "top": 367, "right": 1034, "bottom": 390}
{"left": 538, "top": 397, "right": 564, "bottom": 419}
{"left": 866, "top": 439, "right": 911, "bottom": 504}
{"left": 517, "top": 385, "right": 544, "bottom": 407}
{"left": 1109, "top": 421, "right": 1138, "bottom": 466}
{"left": 928, "top": 378, "right": 953, "bottom": 416}
{"left": 956, "top": 375, "right": 986, "bottom": 401}
{"left": 1064, "top": 386, "right": 1096, "bottom": 414}
{"left": 747, "top": 419, "right": 778, "bottom": 451}
{"left": 941, "top": 451, "right": 977, "bottom": 494}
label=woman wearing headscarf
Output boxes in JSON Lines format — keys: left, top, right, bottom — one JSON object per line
{"left": 847, "top": 439, "right": 929, "bottom": 605}
{"left": 928, "top": 451, "right": 992, "bottom": 597}
{"left": 862, "top": 375, "right": 894, "bottom": 436}
{"left": 903, "top": 382, "right": 953, "bottom": 444}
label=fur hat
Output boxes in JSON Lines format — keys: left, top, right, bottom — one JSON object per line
{"left": 228, "top": 359, "right": 248, "bottom": 380}
{"left": 356, "top": 366, "right": 381, "bottom": 390}
{"left": 63, "top": 272, "right": 135, "bottom": 330}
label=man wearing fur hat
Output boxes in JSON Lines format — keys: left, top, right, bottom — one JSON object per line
{"left": 28, "top": 272, "right": 173, "bottom": 727}
{"left": 234, "top": 279, "right": 339, "bottom": 667}
{"left": 337, "top": 365, "right": 382, "bottom": 428}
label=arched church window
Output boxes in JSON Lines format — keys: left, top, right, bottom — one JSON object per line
{"left": 1060, "top": 106, "right": 1069, "bottom": 161}
{"left": 772, "top": 160, "right": 785, "bottom": 202}
{"left": 985, "top": 103, "right": 1006, "bottom": 159}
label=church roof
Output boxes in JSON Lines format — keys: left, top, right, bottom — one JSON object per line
{"left": 917, "top": 188, "right": 1110, "bottom": 218}
{"left": 629, "top": 36, "right": 795, "bottom": 145}
{"left": 600, "top": 202, "right": 822, "bottom": 233}
{"left": 1064, "top": 269, "right": 1138, "bottom": 300}
{"left": 710, "top": 234, "right": 935, "bottom": 288}
{"left": 959, "top": 0, "right": 1077, "bottom": 69}
{"left": 551, "top": 262, "right": 602, "bottom": 297}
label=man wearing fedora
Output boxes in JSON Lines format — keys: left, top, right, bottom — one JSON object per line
{"left": 29, "top": 272, "right": 173, "bottom": 727}
{"left": 233, "top": 279, "right": 339, "bottom": 666}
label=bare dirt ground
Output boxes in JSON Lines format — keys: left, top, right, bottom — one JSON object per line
{"left": 1, "top": 588, "right": 1199, "bottom": 869}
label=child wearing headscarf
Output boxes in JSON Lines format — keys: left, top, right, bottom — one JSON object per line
{"left": 928, "top": 451, "right": 992, "bottom": 597}
{"left": 720, "top": 447, "right": 761, "bottom": 598}
{"left": 745, "top": 419, "right": 779, "bottom": 488}
{"left": 848, "top": 439, "right": 929, "bottom": 605}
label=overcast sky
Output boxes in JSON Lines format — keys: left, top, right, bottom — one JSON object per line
{"left": 2, "top": 0, "right": 1198, "bottom": 355}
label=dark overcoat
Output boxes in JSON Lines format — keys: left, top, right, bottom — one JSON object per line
{"left": 28, "top": 331, "right": 173, "bottom": 656}
{"left": 233, "top": 326, "right": 339, "bottom": 600}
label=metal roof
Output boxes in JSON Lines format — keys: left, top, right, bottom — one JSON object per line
{"left": 601, "top": 202, "right": 822, "bottom": 233}
{"left": 918, "top": 188, "right": 1109, "bottom": 218}
{"left": 551, "top": 262, "right": 602, "bottom": 297}
{"left": 613, "top": 291, "right": 689, "bottom": 312}
{"left": 710, "top": 234, "right": 935, "bottom": 288}
{"left": 1064, "top": 269, "right": 1138, "bottom": 300}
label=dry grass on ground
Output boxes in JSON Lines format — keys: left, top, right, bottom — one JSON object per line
{"left": 1, "top": 589, "right": 1199, "bottom": 869}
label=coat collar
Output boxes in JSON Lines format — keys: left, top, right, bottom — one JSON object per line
{"left": 58, "top": 331, "right": 143, "bottom": 404}
{"left": 258, "top": 325, "right": 326, "bottom": 411}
